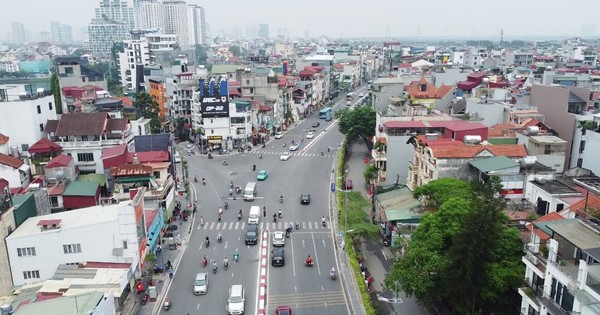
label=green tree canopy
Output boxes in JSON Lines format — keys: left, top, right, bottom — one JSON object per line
{"left": 134, "top": 92, "right": 162, "bottom": 134}
{"left": 335, "top": 106, "right": 376, "bottom": 149}
{"left": 195, "top": 45, "right": 208, "bottom": 64}
{"left": 50, "top": 72, "right": 63, "bottom": 114}
{"left": 385, "top": 177, "right": 523, "bottom": 314}
{"left": 413, "top": 177, "right": 472, "bottom": 208}
{"left": 230, "top": 45, "right": 241, "bottom": 57}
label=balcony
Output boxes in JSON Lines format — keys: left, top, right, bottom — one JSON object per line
{"left": 371, "top": 150, "right": 387, "bottom": 161}
{"left": 538, "top": 291, "right": 572, "bottom": 315}
{"left": 523, "top": 244, "right": 548, "bottom": 275}
{"left": 518, "top": 287, "right": 541, "bottom": 310}
{"left": 59, "top": 138, "right": 128, "bottom": 149}
{"left": 548, "top": 250, "right": 580, "bottom": 283}
{"left": 377, "top": 169, "right": 387, "bottom": 182}
{"left": 408, "top": 161, "right": 418, "bottom": 174}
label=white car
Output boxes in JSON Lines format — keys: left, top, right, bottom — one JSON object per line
{"left": 359, "top": 93, "right": 364, "bottom": 97}
{"left": 272, "top": 231, "right": 285, "bottom": 247}
{"left": 274, "top": 132, "right": 284, "bottom": 139}
{"left": 306, "top": 132, "right": 315, "bottom": 139}
{"left": 280, "top": 152, "right": 291, "bottom": 161}
{"left": 174, "top": 152, "right": 181, "bottom": 163}
{"left": 289, "top": 143, "right": 300, "bottom": 151}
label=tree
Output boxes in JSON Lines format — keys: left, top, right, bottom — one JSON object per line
{"left": 385, "top": 177, "right": 524, "bottom": 313}
{"left": 230, "top": 45, "right": 241, "bottom": 57}
{"left": 174, "top": 117, "right": 190, "bottom": 142}
{"left": 335, "top": 106, "right": 376, "bottom": 149}
{"left": 413, "top": 178, "right": 472, "bottom": 209}
{"left": 50, "top": 72, "right": 63, "bottom": 114}
{"left": 195, "top": 44, "right": 208, "bottom": 64}
{"left": 134, "top": 92, "right": 162, "bottom": 134}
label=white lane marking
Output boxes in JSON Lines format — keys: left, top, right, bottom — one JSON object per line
{"left": 311, "top": 232, "right": 322, "bottom": 276}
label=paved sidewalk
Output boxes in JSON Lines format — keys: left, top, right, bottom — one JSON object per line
{"left": 345, "top": 141, "right": 428, "bottom": 315}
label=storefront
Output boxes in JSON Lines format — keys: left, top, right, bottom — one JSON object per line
{"left": 206, "top": 135, "right": 223, "bottom": 150}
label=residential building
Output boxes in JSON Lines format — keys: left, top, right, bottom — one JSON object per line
{"left": 11, "top": 22, "right": 26, "bottom": 44}
{"left": 145, "top": 33, "right": 178, "bottom": 58}
{"left": 163, "top": 0, "right": 190, "bottom": 48}
{"left": 295, "top": 55, "right": 335, "bottom": 100}
{"left": 520, "top": 216, "right": 600, "bottom": 315}
{"left": 45, "top": 112, "right": 133, "bottom": 174}
{"left": 404, "top": 77, "right": 453, "bottom": 113}
{"left": 149, "top": 78, "right": 167, "bottom": 118}
{"left": 0, "top": 61, "right": 19, "bottom": 73}
{"left": 0, "top": 153, "right": 29, "bottom": 189}
{"left": 44, "top": 154, "right": 77, "bottom": 186}
{"left": 0, "top": 84, "right": 57, "bottom": 151}
{"left": 117, "top": 39, "right": 151, "bottom": 92}
{"left": 406, "top": 134, "right": 527, "bottom": 191}
{"left": 515, "top": 128, "right": 567, "bottom": 173}
{"left": 138, "top": 0, "right": 165, "bottom": 30}
{"left": 6, "top": 189, "right": 148, "bottom": 286}
{"left": 371, "top": 77, "right": 405, "bottom": 113}
{"left": 258, "top": 23, "right": 269, "bottom": 39}
{"left": 188, "top": 4, "right": 207, "bottom": 46}
{"left": 504, "top": 51, "right": 535, "bottom": 67}
{"left": 87, "top": 19, "right": 130, "bottom": 55}
{"left": 50, "top": 22, "right": 72, "bottom": 44}
{"left": 55, "top": 57, "right": 108, "bottom": 113}
{"left": 94, "top": 0, "right": 136, "bottom": 30}
{"left": 529, "top": 84, "right": 591, "bottom": 171}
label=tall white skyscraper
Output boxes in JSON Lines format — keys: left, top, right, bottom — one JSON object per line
{"left": 50, "top": 22, "right": 73, "bottom": 44}
{"left": 138, "top": 0, "right": 164, "bottom": 30}
{"left": 94, "top": 0, "right": 136, "bottom": 30}
{"left": 162, "top": 0, "right": 190, "bottom": 47}
{"left": 187, "top": 4, "right": 206, "bottom": 46}
{"left": 11, "top": 22, "right": 26, "bottom": 44}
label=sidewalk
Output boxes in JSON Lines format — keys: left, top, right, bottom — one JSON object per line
{"left": 345, "top": 141, "right": 428, "bottom": 315}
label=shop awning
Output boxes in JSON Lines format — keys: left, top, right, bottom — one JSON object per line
{"left": 208, "top": 139, "right": 221, "bottom": 144}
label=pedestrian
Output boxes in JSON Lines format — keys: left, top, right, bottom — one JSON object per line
{"left": 263, "top": 206, "right": 266, "bottom": 217}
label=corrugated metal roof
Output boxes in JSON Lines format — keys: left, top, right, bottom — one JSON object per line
{"left": 63, "top": 181, "right": 99, "bottom": 197}
{"left": 469, "top": 156, "right": 519, "bottom": 172}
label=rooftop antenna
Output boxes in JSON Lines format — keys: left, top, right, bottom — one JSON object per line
{"left": 385, "top": 26, "right": 391, "bottom": 40}
{"left": 500, "top": 29, "right": 504, "bottom": 46}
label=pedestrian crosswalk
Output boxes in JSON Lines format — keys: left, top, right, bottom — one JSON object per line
{"left": 251, "top": 150, "right": 335, "bottom": 158}
{"left": 197, "top": 221, "right": 329, "bottom": 231}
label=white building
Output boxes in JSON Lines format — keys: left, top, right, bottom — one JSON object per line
{"left": 187, "top": 4, "right": 207, "bottom": 46}
{"left": 0, "top": 152, "right": 29, "bottom": 189}
{"left": 0, "top": 61, "right": 19, "bottom": 72}
{"left": 87, "top": 20, "right": 130, "bottom": 55}
{"left": 138, "top": 0, "right": 165, "bottom": 31}
{"left": 198, "top": 99, "right": 252, "bottom": 151}
{"left": 0, "top": 84, "right": 58, "bottom": 150}
{"left": 117, "top": 39, "right": 151, "bottom": 92}
{"left": 94, "top": 0, "right": 136, "bottom": 30}
{"left": 6, "top": 189, "right": 148, "bottom": 286}
{"left": 163, "top": 0, "right": 190, "bottom": 48}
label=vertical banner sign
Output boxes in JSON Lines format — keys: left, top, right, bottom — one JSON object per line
{"left": 199, "top": 77, "right": 230, "bottom": 118}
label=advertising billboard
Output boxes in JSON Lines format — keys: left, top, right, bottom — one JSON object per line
{"left": 199, "top": 77, "right": 230, "bottom": 118}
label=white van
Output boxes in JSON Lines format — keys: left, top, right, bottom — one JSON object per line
{"left": 243, "top": 182, "right": 257, "bottom": 201}
{"left": 248, "top": 206, "right": 260, "bottom": 224}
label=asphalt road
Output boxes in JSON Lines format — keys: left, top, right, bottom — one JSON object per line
{"left": 160, "top": 85, "right": 369, "bottom": 315}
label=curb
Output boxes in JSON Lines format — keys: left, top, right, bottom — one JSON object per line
{"left": 257, "top": 230, "right": 269, "bottom": 315}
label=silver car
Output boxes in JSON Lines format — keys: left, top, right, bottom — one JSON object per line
{"left": 193, "top": 272, "right": 208, "bottom": 295}
{"left": 272, "top": 231, "right": 285, "bottom": 247}
{"left": 289, "top": 143, "right": 300, "bottom": 151}
{"left": 227, "top": 285, "right": 245, "bottom": 314}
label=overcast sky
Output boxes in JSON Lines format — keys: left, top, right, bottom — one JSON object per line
{"left": 1, "top": 0, "right": 598, "bottom": 41}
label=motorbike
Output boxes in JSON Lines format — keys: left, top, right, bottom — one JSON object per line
{"left": 295, "top": 222, "right": 300, "bottom": 230}
{"left": 330, "top": 271, "right": 337, "bottom": 280}
{"left": 238, "top": 213, "right": 242, "bottom": 221}
{"left": 305, "top": 259, "right": 314, "bottom": 267}
{"left": 164, "top": 298, "right": 172, "bottom": 311}
{"left": 202, "top": 259, "right": 208, "bottom": 268}
{"left": 141, "top": 293, "right": 149, "bottom": 305}
{"left": 217, "top": 234, "right": 222, "bottom": 243}
{"left": 153, "top": 264, "right": 164, "bottom": 274}
{"left": 202, "top": 178, "right": 206, "bottom": 185}
{"left": 224, "top": 202, "right": 228, "bottom": 210}
{"left": 222, "top": 160, "right": 228, "bottom": 165}
{"left": 212, "top": 264, "right": 218, "bottom": 274}
{"left": 233, "top": 253, "right": 239, "bottom": 263}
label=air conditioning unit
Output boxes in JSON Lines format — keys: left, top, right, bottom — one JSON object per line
{"left": 527, "top": 243, "right": 540, "bottom": 254}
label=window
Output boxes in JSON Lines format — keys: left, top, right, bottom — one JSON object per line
{"left": 77, "top": 153, "right": 94, "bottom": 162}
{"left": 246, "top": 80, "right": 250, "bottom": 84}
{"left": 48, "top": 102, "right": 53, "bottom": 111}
{"left": 23, "top": 270, "right": 40, "bottom": 279}
{"left": 580, "top": 140, "right": 586, "bottom": 153}
{"left": 37, "top": 105, "right": 41, "bottom": 114}
{"left": 39, "top": 124, "right": 44, "bottom": 132}
{"left": 122, "top": 241, "right": 128, "bottom": 249}
{"left": 63, "top": 243, "right": 82, "bottom": 254}
{"left": 577, "top": 158, "right": 583, "bottom": 167}
{"left": 17, "top": 247, "right": 36, "bottom": 257}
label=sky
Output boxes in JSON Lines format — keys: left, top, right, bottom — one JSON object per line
{"left": 1, "top": 0, "right": 599, "bottom": 41}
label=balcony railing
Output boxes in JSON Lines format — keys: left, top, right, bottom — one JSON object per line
{"left": 59, "top": 139, "right": 125, "bottom": 148}
{"left": 523, "top": 245, "right": 548, "bottom": 274}
{"left": 538, "top": 291, "right": 575, "bottom": 315}
{"left": 549, "top": 250, "right": 580, "bottom": 283}
{"left": 371, "top": 150, "right": 387, "bottom": 161}
{"left": 586, "top": 269, "right": 600, "bottom": 297}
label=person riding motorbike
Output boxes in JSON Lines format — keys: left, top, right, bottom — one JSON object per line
{"left": 222, "top": 160, "right": 228, "bottom": 165}
{"left": 202, "top": 255, "right": 208, "bottom": 268}
{"left": 259, "top": 154, "right": 263, "bottom": 159}
{"left": 163, "top": 297, "right": 172, "bottom": 310}
{"left": 233, "top": 249, "right": 239, "bottom": 262}
{"left": 252, "top": 164, "right": 256, "bottom": 171}
{"left": 218, "top": 207, "right": 223, "bottom": 215}
{"left": 212, "top": 261, "right": 217, "bottom": 272}
{"left": 199, "top": 216, "right": 204, "bottom": 226}
{"left": 279, "top": 195, "right": 284, "bottom": 203}
{"left": 218, "top": 213, "right": 222, "bottom": 222}
{"left": 278, "top": 209, "right": 282, "bottom": 218}
{"left": 272, "top": 213, "right": 277, "bottom": 222}
{"left": 305, "top": 255, "right": 313, "bottom": 266}
{"left": 229, "top": 188, "right": 233, "bottom": 196}
{"left": 194, "top": 175, "right": 198, "bottom": 183}
{"left": 223, "top": 257, "right": 229, "bottom": 269}
{"left": 202, "top": 177, "right": 206, "bottom": 185}
{"left": 322, "top": 216, "right": 326, "bottom": 227}
{"left": 224, "top": 202, "right": 228, "bottom": 210}
{"left": 330, "top": 267, "right": 337, "bottom": 278}
{"left": 205, "top": 236, "right": 210, "bottom": 247}
{"left": 217, "top": 232, "right": 222, "bottom": 243}
{"left": 295, "top": 220, "right": 300, "bottom": 230}
{"left": 283, "top": 142, "right": 286, "bottom": 147}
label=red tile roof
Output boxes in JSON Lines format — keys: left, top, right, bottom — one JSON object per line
{"left": 489, "top": 123, "right": 518, "bottom": 137}
{"left": 55, "top": 112, "right": 109, "bottom": 137}
{"left": 0, "top": 133, "right": 8, "bottom": 145}
{"left": 114, "top": 97, "right": 133, "bottom": 107}
{"left": 399, "top": 63, "right": 412, "bottom": 68}
{"left": 569, "top": 193, "right": 600, "bottom": 217}
{"left": 37, "top": 219, "right": 62, "bottom": 226}
{"left": 406, "top": 77, "right": 451, "bottom": 99}
{"left": 526, "top": 212, "right": 564, "bottom": 241}
{"left": 46, "top": 154, "right": 72, "bottom": 168}
{"left": 28, "top": 138, "right": 62, "bottom": 154}
{"left": 126, "top": 151, "right": 169, "bottom": 163}
{"left": 47, "top": 184, "right": 67, "bottom": 196}
{"left": 0, "top": 152, "right": 23, "bottom": 169}
{"left": 101, "top": 144, "right": 128, "bottom": 159}
{"left": 429, "top": 144, "right": 527, "bottom": 159}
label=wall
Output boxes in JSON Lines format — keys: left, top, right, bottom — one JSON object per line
{"left": 0, "top": 209, "right": 17, "bottom": 295}
{"left": 0, "top": 165, "right": 21, "bottom": 189}
{"left": 465, "top": 98, "right": 507, "bottom": 127}
{"left": 385, "top": 136, "right": 415, "bottom": 186}
{"left": 431, "top": 68, "right": 469, "bottom": 86}
{"left": 63, "top": 195, "right": 98, "bottom": 210}
{"left": 371, "top": 82, "right": 405, "bottom": 113}
{"left": 530, "top": 85, "right": 589, "bottom": 169}
{"left": 0, "top": 95, "right": 57, "bottom": 149}
{"left": 63, "top": 148, "right": 104, "bottom": 174}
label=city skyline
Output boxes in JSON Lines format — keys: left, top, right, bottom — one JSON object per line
{"left": 0, "top": 0, "right": 599, "bottom": 42}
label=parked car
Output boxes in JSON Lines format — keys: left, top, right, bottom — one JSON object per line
{"left": 300, "top": 194, "right": 311, "bottom": 205}
{"left": 275, "top": 132, "right": 284, "bottom": 139}
{"left": 345, "top": 179, "right": 353, "bottom": 190}
{"left": 280, "top": 152, "right": 291, "bottom": 161}
{"left": 271, "top": 248, "right": 285, "bottom": 267}
{"left": 257, "top": 170, "right": 269, "bottom": 181}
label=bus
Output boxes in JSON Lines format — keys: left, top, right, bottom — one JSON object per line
{"left": 346, "top": 93, "right": 355, "bottom": 101}
{"left": 319, "top": 107, "right": 332, "bottom": 119}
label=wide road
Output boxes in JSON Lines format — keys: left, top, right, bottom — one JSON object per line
{"left": 161, "top": 85, "right": 369, "bottom": 315}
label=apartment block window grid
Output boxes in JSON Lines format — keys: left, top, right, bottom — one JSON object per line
{"left": 63, "top": 243, "right": 81, "bottom": 254}
{"left": 23, "top": 270, "right": 40, "bottom": 279}
{"left": 17, "top": 247, "right": 36, "bottom": 257}
{"left": 77, "top": 153, "right": 94, "bottom": 162}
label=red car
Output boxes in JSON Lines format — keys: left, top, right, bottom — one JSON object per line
{"left": 275, "top": 306, "right": 292, "bottom": 315}
{"left": 345, "top": 179, "right": 353, "bottom": 190}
